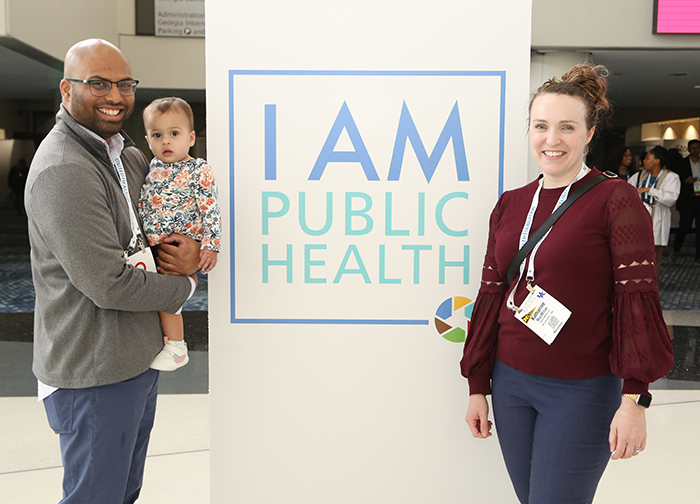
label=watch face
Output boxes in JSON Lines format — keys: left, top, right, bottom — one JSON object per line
{"left": 638, "top": 394, "right": 652, "bottom": 408}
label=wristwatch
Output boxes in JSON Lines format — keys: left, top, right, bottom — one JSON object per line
{"left": 622, "top": 393, "right": 652, "bottom": 408}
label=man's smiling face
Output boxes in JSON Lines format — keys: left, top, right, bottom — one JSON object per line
{"left": 60, "top": 42, "right": 135, "bottom": 139}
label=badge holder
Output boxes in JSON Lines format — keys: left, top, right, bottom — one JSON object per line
{"left": 514, "top": 283, "right": 571, "bottom": 345}
{"left": 125, "top": 240, "right": 157, "bottom": 273}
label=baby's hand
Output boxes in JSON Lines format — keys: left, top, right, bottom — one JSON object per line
{"left": 199, "top": 249, "right": 218, "bottom": 273}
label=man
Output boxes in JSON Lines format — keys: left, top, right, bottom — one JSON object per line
{"left": 672, "top": 139, "right": 700, "bottom": 263}
{"left": 8, "top": 157, "right": 29, "bottom": 214}
{"left": 25, "top": 39, "right": 200, "bottom": 503}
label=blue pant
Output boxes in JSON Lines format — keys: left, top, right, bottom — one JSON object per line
{"left": 674, "top": 197, "right": 700, "bottom": 257}
{"left": 43, "top": 369, "right": 160, "bottom": 504}
{"left": 491, "top": 360, "right": 621, "bottom": 504}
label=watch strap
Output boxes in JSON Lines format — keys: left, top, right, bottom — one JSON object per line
{"left": 622, "top": 393, "right": 652, "bottom": 408}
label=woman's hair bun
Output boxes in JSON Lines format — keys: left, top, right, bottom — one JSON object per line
{"left": 533, "top": 63, "right": 612, "bottom": 132}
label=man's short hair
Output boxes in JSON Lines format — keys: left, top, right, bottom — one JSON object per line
{"left": 688, "top": 139, "right": 700, "bottom": 149}
{"left": 143, "top": 97, "right": 194, "bottom": 132}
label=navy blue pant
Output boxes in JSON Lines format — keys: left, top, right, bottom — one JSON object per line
{"left": 43, "top": 369, "right": 160, "bottom": 504}
{"left": 673, "top": 197, "right": 700, "bottom": 257}
{"left": 491, "top": 360, "right": 621, "bottom": 504}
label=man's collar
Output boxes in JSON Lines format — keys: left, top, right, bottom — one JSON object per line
{"left": 74, "top": 121, "right": 125, "bottom": 158}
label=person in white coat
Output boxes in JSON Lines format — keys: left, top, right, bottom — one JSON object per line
{"left": 628, "top": 145, "right": 680, "bottom": 280}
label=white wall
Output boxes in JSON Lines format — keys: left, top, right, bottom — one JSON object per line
{"left": 532, "top": 0, "right": 700, "bottom": 50}
{"left": 119, "top": 35, "right": 204, "bottom": 90}
{"left": 118, "top": 0, "right": 135, "bottom": 36}
{"left": 5, "top": 0, "right": 120, "bottom": 60}
{"left": 0, "top": 0, "right": 7, "bottom": 36}
{"left": 2, "top": 0, "right": 204, "bottom": 89}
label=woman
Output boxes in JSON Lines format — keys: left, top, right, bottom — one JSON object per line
{"left": 461, "top": 64, "right": 673, "bottom": 504}
{"left": 628, "top": 146, "right": 680, "bottom": 280}
{"left": 605, "top": 144, "right": 636, "bottom": 181}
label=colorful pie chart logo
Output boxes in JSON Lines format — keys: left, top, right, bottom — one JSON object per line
{"left": 434, "top": 296, "right": 474, "bottom": 343}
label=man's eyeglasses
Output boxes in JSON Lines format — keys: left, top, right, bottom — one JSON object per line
{"left": 65, "top": 78, "right": 139, "bottom": 97}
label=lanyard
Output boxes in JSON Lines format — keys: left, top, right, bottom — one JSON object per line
{"left": 107, "top": 145, "right": 143, "bottom": 253}
{"left": 640, "top": 169, "right": 663, "bottom": 206}
{"left": 506, "top": 164, "right": 588, "bottom": 311}
{"left": 75, "top": 121, "right": 144, "bottom": 254}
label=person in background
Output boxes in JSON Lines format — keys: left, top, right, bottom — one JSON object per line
{"left": 605, "top": 144, "right": 636, "bottom": 181}
{"left": 25, "top": 39, "right": 200, "bottom": 504}
{"left": 8, "top": 157, "right": 29, "bottom": 214}
{"left": 628, "top": 146, "right": 681, "bottom": 280}
{"left": 666, "top": 147, "right": 684, "bottom": 177}
{"left": 671, "top": 139, "right": 700, "bottom": 263}
{"left": 462, "top": 63, "right": 673, "bottom": 504}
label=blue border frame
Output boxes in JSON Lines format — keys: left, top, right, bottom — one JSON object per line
{"left": 228, "top": 69, "right": 506, "bottom": 325}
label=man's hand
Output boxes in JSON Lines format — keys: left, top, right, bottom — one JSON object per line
{"left": 157, "top": 233, "right": 201, "bottom": 276}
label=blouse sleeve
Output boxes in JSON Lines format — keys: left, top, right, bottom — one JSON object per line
{"left": 607, "top": 182, "right": 674, "bottom": 394}
{"left": 192, "top": 161, "right": 222, "bottom": 252}
{"left": 460, "top": 196, "right": 509, "bottom": 395}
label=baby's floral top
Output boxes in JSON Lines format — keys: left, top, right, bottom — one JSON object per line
{"left": 139, "top": 158, "right": 221, "bottom": 251}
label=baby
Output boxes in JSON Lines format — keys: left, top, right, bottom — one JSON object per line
{"left": 139, "top": 97, "right": 221, "bottom": 370}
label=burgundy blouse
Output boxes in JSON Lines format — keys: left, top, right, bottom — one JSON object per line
{"left": 460, "top": 168, "right": 674, "bottom": 396}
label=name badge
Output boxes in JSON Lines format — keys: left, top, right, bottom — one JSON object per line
{"left": 514, "top": 285, "right": 571, "bottom": 345}
{"left": 125, "top": 247, "right": 157, "bottom": 273}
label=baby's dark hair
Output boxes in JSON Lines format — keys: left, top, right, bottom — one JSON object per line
{"left": 143, "top": 96, "right": 194, "bottom": 132}
{"left": 529, "top": 63, "right": 613, "bottom": 134}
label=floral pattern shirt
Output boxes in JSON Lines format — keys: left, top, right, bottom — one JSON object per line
{"left": 139, "top": 158, "right": 221, "bottom": 251}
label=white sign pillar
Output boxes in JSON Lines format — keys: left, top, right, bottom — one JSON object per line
{"left": 206, "top": 2, "right": 532, "bottom": 502}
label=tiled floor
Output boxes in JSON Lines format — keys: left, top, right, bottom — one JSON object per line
{"left": 659, "top": 250, "right": 700, "bottom": 310}
{"left": 2, "top": 210, "right": 700, "bottom": 502}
